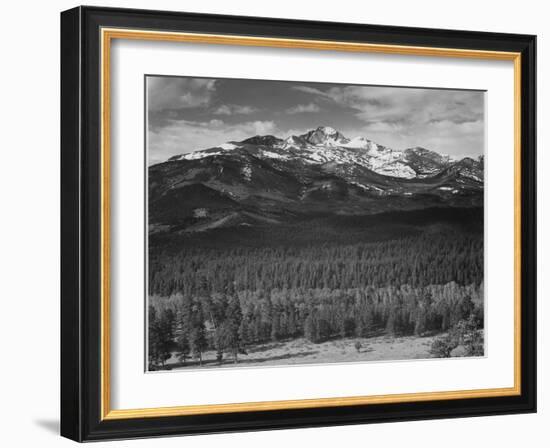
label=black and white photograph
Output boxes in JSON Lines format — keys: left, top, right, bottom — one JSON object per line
{"left": 146, "top": 76, "right": 485, "bottom": 371}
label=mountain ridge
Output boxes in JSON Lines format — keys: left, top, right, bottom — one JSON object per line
{"left": 151, "top": 126, "right": 483, "bottom": 233}
{"left": 164, "top": 126, "right": 478, "bottom": 180}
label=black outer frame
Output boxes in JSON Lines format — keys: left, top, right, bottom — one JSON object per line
{"left": 60, "top": 6, "right": 536, "bottom": 442}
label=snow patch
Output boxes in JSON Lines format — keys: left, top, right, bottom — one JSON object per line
{"left": 461, "top": 172, "right": 482, "bottom": 182}
{"left": 344, "top": 136, "right": 371, "bottom": 149}
{"left": 179, "top": 151, "right": 222, "bottom": 160}
{"left": 193, "top": 208, "right": 208, "bottom": 218}
{"left": 350, "top": 181, "right": 369, "bottom": 191}
{"left": 218, "top": 142, "right": 238, "bottom": 150}
{"left": 241, "top": 165, "right": 252, "bottom": 181}
{"left": 261, "top": 150, "right": 289, "bottom": 160}
{"left": 372, "top": 162, "right": 416, "bottom": 179}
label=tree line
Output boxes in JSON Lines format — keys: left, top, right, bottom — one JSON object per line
{"left": 149, "top": 231, "right": 483, "bottom": 298}
{"left": 148, "top": 282, "right": 483, "bottom": 369}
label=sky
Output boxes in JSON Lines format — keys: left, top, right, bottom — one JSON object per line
{"left": 147, "top": 75, "right": 485, "bottom": 165}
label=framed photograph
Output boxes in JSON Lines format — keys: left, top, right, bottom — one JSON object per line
{"left": 60, "top": 6, "right": 536, "bottom": 442}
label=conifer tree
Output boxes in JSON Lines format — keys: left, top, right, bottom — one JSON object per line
{"left": 224, "top": 295, "right": 243, "bottom": 363}
{"left": 148, "top": 306, "right": 162, "bottom": 369}
{"left": 176, "top": 331, "right": 190, "bottom": 365}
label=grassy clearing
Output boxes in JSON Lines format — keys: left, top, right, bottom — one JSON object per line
{"left": 163, "top": 334, "right": 444, "bottom": 370}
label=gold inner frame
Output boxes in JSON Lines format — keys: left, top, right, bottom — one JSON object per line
{"left": 100, "top": 28, "right": 522, "bottom": 421}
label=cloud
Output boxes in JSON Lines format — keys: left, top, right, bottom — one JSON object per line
{"left": 148, "top": 119, "right": 278, "bottom": 165}
{"left": 286, "top": 103, "right": 320, "bottom": 114}
{"left": 360, "top": 117, "right": 484, "bottom": 157}
{"left": 291, "top": 86, "right": 331, "bottom": 98}
{"left": 293, "top": 84, "right": 483, "bottom": 126}
{"left": 147, "top": 77, "right": 217, "bottom": 111}
{"left": 247, "top": 120, "right": 278, "bottom": 135}
{"left": 294, "top": 83, "right": 484, "bottom": 154}
{"left": 324, "top": 86, "right": 483, "bottom": 126}
{"left": 213, "top": 104, "right": 259, "bottom": 115}
{"left": 148, "top": 76, "right": 484, "bottom": 161}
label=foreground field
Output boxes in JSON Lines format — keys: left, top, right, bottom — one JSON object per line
{"left": 163, "top": 334, "right": 445, "bottom": 370}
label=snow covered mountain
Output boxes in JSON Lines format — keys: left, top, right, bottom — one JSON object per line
{"left": 169, "top": 126, "right": 465, "bottom": 180}
{"left": 152, "top": 126, "right": 483, "bottom": 233}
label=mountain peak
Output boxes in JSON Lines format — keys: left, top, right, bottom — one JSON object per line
{"left": 317, "top": 125, "right": 338, "bottom": 135}
{"left": 404, "top": 146, "right": 446, "bottom": 161}
{"left": 241, "top": 135, "right": 283, "bottom": 146}
{"left": 454, "top": 157, "right": 477, "bottom": 167}
{"left": 300, "top": 126, "right": 348, "bottom": 146}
